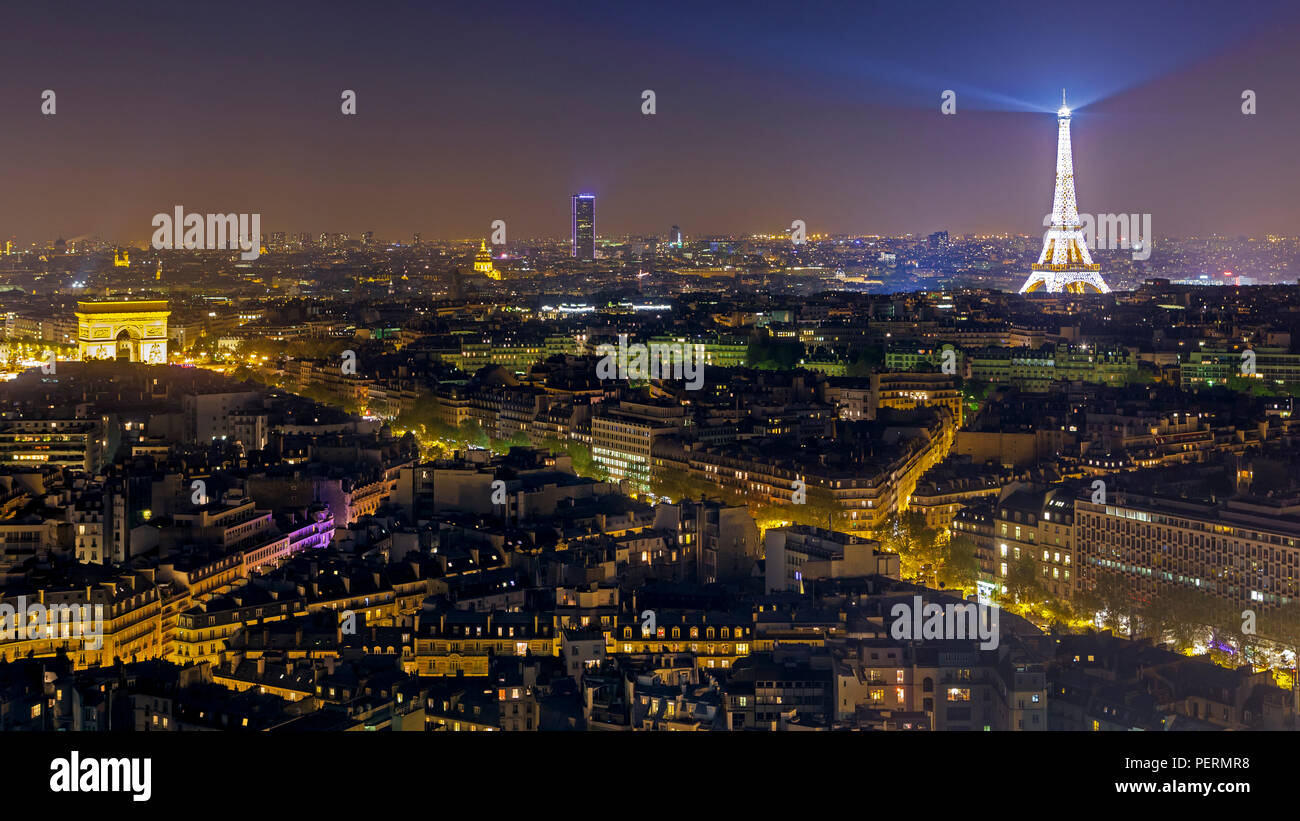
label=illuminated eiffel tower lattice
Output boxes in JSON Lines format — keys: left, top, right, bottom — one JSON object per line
{"left": 1019, "top": 92, "right": 1111, "bottom": 294}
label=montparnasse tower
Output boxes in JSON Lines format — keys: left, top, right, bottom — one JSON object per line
{"left": 1019, "top": 91, "right": 1111, "bottom": 294}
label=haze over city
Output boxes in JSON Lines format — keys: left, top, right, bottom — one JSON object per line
{"left": 2, "top": 0, "right": 1300, "bottom": 243}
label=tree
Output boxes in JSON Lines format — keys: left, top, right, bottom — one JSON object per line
{"left": 1125, "top": 365, "right": 1158, "bottom": 387}
{"left": 1209, "top": 598, "right": 1261, "bottom": 671}
{"left": 565, "top": 440, "right": 607, "bottom": 482}
{"left": 1001, "top": 552, "right": 1046, "bottom": 609}
{"left": 538, "top": 437, "right": 568, "bottom": 456}
{"left": 938, "top": 532, "right": 982, "bottom": 597}
{"left": 649, "top": 470, "right": 721, "bottom": 503}
{"left": 490, "top": 432, "right": 530, "bottom": 455}
{"left": 457, "top": 419, "right": 489, "bottom": 448}
{"left": 877, "top": 512, "right": 943, "bottom": 586}
{"left": 845, "top": 345, "right": 885, "bottom": 377}
{"left": 1142, "top": 585, "right": 1214, "bottom": 653}
{"left": 1226, "top": 375, "right": 1280, "bottom": 397}
{"left": 789, "top": 483, "right": 845, "bottom": 531}
{"left": 747, "top": 330, "right": 804, "bottom": 370}
{"left": 1076, "top": 572, "right": 1133, "bottom": 636}
{"left": 960, "top": 379, "right": 993, "bottom": 415}
{"left": 396, "top": 394, "right": 440, "bottom": 433}
{"left": 1258, "top": 602, "right": 1300, "bottom": 724}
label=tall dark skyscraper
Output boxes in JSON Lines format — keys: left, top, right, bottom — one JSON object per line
{"left": 571, "top": 194, "right": 595, "bottom": 260}
{"left": 670, "top": 225, "right": 682, "bottom": 248}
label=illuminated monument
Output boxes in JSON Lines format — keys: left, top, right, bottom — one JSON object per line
{"left": 1019, "top": 93, "right": 1110, "bottom": 294}
{"left": 75, "top": 301, "right": 170, "bottom": 363}
{"left": 473, "top": 239, "right": 501, "bottom": 280}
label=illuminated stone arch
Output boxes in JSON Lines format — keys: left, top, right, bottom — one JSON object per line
{"left": 115, "top": 327, "right": 140, "bottom": 361}
{"left": 75, "top": 300, "right": 170, "bottom": 363}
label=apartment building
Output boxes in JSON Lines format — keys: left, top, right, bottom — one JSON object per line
{"left": 993, "top": 485, "right": 1076, "bottom": 600}
{"left": 765, "top": 525, "right": 898, "bottom": 594}
{"left": 591, "top": 400, "right": 686, "bottom": 491}
{"left": 0, "top": 419, "right": 105, "bottom": 472}
{"left": 1075, "top": 490, "right": 1300, "bottom": 616}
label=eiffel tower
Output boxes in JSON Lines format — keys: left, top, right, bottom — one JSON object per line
{"left": 1019, "top": 92, "right": 1111, "bottom": 294}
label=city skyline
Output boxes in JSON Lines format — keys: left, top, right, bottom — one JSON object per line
{"left": 6, "top": 0, "right": 1300, "bottom": 774}
{"left": 1, "top": 0, "right": 1299, "bottom": 245}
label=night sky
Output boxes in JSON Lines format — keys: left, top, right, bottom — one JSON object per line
{"left": 2, "top": 0, "right": 1298, "bottom": 244}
